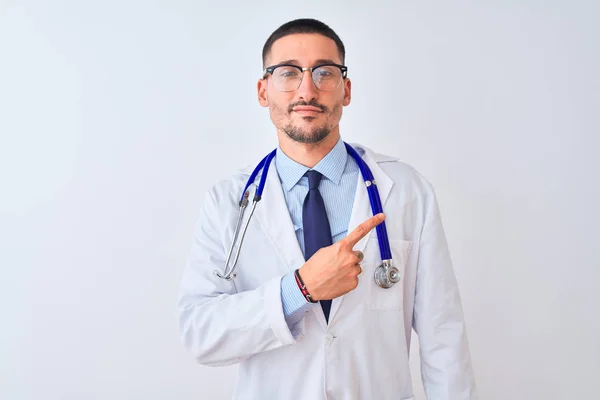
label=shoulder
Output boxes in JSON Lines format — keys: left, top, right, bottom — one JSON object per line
{"left": 349, "top": 142, "right": 436, "bottom": 196}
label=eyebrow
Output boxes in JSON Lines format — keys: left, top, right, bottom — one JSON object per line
{"left": 275, "top": 58, "right": 340, "bottom": 66}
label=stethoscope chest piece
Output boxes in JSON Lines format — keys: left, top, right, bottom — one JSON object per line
{"left": 374, "top": 260, "right": 401, "bottom": 289}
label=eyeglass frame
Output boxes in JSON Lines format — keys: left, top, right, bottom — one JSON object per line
{"left": 262, "top": 62, "right": 349, "bottom": 91}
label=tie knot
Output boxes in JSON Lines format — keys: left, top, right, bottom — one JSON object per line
{"left": 306, "top": 170, "right": 323, "bottom": 190}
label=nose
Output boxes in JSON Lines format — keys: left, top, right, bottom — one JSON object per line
{"left": 295, "top": 69, "right": 319, "bottom": 100}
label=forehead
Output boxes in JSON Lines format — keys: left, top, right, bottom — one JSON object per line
{"left": 267, "top": 33, "right": 342, "bottom": 66}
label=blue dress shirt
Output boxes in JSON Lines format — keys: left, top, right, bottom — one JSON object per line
{"left": 276, "top": 138, "right": 359, "bottom": 326}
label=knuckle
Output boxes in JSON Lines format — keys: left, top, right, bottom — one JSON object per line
{"left": 346, "top": 252, "right": 355, "bottom": 264}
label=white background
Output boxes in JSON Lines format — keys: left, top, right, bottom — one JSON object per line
{"left": 1, "top": 1, "right": 598, "bottom": 399}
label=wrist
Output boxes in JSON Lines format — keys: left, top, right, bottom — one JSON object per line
{"left": 294, "top": 269, "right": 318, "bottom": 303}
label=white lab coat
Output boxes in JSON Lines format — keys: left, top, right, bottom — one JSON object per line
{"left": 177, "top": 143, "right": 477, "bottom": 400}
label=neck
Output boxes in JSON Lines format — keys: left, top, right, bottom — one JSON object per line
{"left": 277, "top": 127, "right": 341, "bottom": 168}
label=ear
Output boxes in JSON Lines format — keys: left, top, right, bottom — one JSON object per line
{"left": 257, "top": 78, "right": 269, "bottom": 107}
{"left": 342, "top": 78, "right": 351, "bottom": 106}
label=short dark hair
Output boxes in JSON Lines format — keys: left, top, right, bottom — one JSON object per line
{"left": 262, "top": 18, "right": 346, "bottom": 68}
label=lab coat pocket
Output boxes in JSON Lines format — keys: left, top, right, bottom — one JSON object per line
{"left": 363, "top": 239, "right": 412, "bottom": 310}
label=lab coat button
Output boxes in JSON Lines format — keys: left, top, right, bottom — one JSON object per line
{"left": 325, "top": 333, "right": 335, "bottom": 345}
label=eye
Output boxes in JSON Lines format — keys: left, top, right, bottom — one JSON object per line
{"left": 314, "top": 66, "right": 339, "bottom": 79}
{"left": 275, "top": 67, "right": 300, "bottom": 78}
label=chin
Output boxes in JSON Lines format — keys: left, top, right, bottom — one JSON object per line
{"left": 283, "top": 125, "right": 330, "bottom": 144}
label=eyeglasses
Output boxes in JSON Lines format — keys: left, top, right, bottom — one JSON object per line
{"left": 262, "top": 63, "right": 348, "bottom": 92}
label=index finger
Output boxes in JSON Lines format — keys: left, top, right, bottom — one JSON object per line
{"left": 341, "top": 213, "right": 385, "bottom": 247}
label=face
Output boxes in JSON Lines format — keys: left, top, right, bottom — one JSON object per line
{"left": 257, "top": 33, "right": 351, "bottom": 144}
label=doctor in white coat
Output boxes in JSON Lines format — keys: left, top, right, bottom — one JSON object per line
{"left": 177, "top": 18, "right": 477, "bottom": 400}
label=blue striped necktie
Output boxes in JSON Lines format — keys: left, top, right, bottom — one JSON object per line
{"left": 302, "top": 170, "right": 333, "bottom": 322}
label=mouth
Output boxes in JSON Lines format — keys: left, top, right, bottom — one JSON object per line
{"left": 292, "top": 106, "right": 323, "bottom": 116}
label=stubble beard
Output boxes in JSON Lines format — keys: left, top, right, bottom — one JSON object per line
{"left": 283, "top": 118, "right": 331, "bottom": 144}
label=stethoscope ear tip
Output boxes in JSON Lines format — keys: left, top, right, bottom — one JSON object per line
{"left": 214, "top": 270, "right": 236, "bottom": 281}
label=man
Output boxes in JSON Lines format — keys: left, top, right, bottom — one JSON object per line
{"left": 178, "top": 18, "right": 477, "bottom": 399}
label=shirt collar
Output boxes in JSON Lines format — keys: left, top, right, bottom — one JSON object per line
{"left": 275, "top": 137, "right": 348, "bottom": 192}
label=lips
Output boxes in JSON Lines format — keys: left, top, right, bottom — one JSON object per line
{"left": 292, "top": 106, "right": 323, "bottom": 113}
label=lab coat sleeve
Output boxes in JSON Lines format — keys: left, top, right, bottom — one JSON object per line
{"left": 177, "top": 189, "right": 301, "bottom": 367}
{"left": 412, "top": 182, "right": 478, "bottom": 399}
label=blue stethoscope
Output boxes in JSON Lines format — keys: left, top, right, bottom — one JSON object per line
{"left": 214, "top": 142, "right": 400, "bottom": 289}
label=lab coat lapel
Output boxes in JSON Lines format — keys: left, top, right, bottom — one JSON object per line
{"left": 346, "top": 146, "right": 395, "bottom": 248}
{"left": 252, "top": 157, "right": 306, "bottom": 277}
{"left": 325, "top": 145, "right": 394, "bottom": 324}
